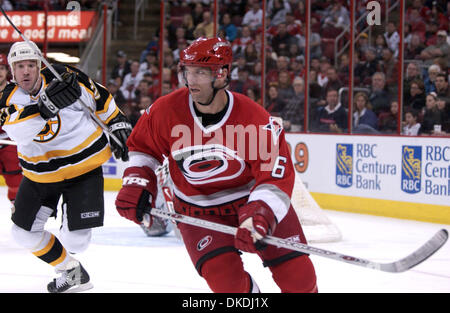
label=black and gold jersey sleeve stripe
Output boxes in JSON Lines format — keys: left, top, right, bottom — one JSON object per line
{"left": 19, "top": 133, "right": 109, "bottom": 173}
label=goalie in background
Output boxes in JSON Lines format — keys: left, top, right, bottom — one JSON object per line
{"left": 116, "top": 37, "right": 317, "bottom": 293}
{"left": 0, "top": 41, "right": 131, "bottom": 293}
{"left": 0, "top": 53, "right": 22, "bottom": 207}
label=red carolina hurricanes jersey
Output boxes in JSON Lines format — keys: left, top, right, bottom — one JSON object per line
{"left": 127, "top": 88, "right": 295, "bottom": 222}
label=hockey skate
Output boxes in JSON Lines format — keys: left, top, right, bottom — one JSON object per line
{"left": 47, "top": 261, "right": 93, "bottom": 293}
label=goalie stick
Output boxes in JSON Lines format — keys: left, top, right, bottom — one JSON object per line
{"left": 150, "top": 208, "right": 447, "bottom": 273}
{"left": 0, "top": 7, "right": 124, "bottom": 150}
{"left": 143, "top": 161, "right": 448, "bottom": 273}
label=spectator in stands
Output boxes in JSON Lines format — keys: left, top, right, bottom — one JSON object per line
{"left": 368, "top": 72, "right": 391, "bottom": 115}
{"left": 268, "top": 0, "right": 290, "bottom": 27}
{"left": 249, "top": 61, "right": 262, "bottom": 82}
{"left": 230, "top": 56, "right": 247, "bottom": 81}
{"left": 220, "top": 13, "right": 238, "bottom": 42}
{"left": 419, "top": 30, "right": 450, "bottom": 65}
{"left": 0, "top": 0, "right": 13, "bottom": 10}
{"left": 403, "top": 61, "right": 423, "bottom": 104}
{"left": 139, "top": 50, "right": 157, "bottom": 74}
{"left": 308, "top": 69, "right": 323, "bottom": 101}
{"left": 435, "top": 72, "right": 450, "bottom": 106}
{"left": 242, "top": 1, "right": 263, "bottom": 31}
{"left": 322, "top": 1, "right": 350, "bottom": 30}
{"left": 406, "top": 79, "right": 427, "bottom": 111}
{"left": 137, "top": 96, "right": 152, "bottom": 116}
{"left": 281, "top": 76, "right": 304, "bottom": 132}
{"left": 322, "top": 66, "right": 343, "bottom": 94}
{"left": 191, "top": 2, "right": 205, "bottom": 26}
{"left": 277, "top": 70, "right": 295, "bottom": 103}
{"left": 384, "top": 21, "right": 400, "bottom": 58}
{"left": 313, "top": 88, "right": 348, "bottom": 133}
{"left": 359, "top": 47, "right": 379, "bottom": 86}
{"left": 317, "top": 56, "right": 331, "bottom": 87}
{"left": 243, "top": 43, "right": 259, "bottom": 64}
{"left": 297, "top": 28, "right": 322, "bottom": 60}
{"left": 353, "top": 92, "right": 378, "bottom": 134}
{"left": 194, "top": 10, "right": 214, "bottom": 38}
{"left": 266, "top": 55, "right": 290, "bottom": 85}
{"left": 181, "top": 13, "right": 196, "bottom": 41}
{"left": 374, "top": 34, "right": 389, "bottom": 61}
{"left": 436, "top": 96, "right": 450, "bottom": 133}
{"left": 265, "top": 84, "right": 286, "bottom": 116}
{"left": 402, "top": 109, "right": 421, "bottom": 136}
{"left": 120, "top": 60, "right": 144, "bottom": 101}
{"left": 290, "top": 56, "right": 304, "bottom": 78}
{"left": 420, "top": 92, "right": 444, "bottom": 135}
{"left": 107, "top": 79, "right": 126, "bottom": 110}
{"left": 406, "top": 7, "right": 427, "bottom": 37}
{"left": 271, "top": 22, "right": 295, "bottom": 56}
{"left": 246, "top": 86, "right": 261, "bottom": 104}
{"left": 379, "top": 47, "right": 399, "bottom": 89}
{"left": 229, "top": 66, "right": 257, "bottom": 95}
{"left": 378, "top": 100, "right": 399, "bottom": 134}
{"left": 404, "top": 33, "right": 426, "bottom": 60}
{"left": 173, "top": 39, "right": 188, "bottom": 63}
{"left": 232, "top": 25, "right": 254, "bottom": 55}
{"left": 424, "top": 64, "right": 440, "bottom": 93}
{"left": 111, "top": 50, "right": 131, "bottom": 81}
{"left": 133, "top": 79, "right": 152, "bottom": 104}
{"left": 356, "top": 32, "right": 371, "bottom": 57}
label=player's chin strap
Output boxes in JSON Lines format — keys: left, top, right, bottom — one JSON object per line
{"left": 196, "top": 77, "right": 230, "bottom": 106}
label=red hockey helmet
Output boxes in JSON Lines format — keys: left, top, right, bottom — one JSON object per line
{"left": 179, "top": 37, "right": 232, "bottom": 72}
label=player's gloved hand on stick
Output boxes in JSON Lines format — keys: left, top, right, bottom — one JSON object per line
{"left": 115, "top": 166, "right": 157, "bottom": 225}
{"left": 107, "top": 114, "right": 132, "bottom": 161}
{"left": 38, "top": 72, "right": 81, "bottom": 119}
{"left": 235, "top": 200, "right": 277, "bottom": 253}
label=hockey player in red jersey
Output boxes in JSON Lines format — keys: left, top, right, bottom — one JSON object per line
{"left": 0, "top": 53, "right": 22, "bottom": 205}
{"left": 115, "top": 37, "right": 317, "bottom": 293}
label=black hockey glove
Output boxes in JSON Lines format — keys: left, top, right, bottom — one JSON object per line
{"left": 108, "top": 114, "right": 132, "bottom": 162}
{"left": 38, "top": 72, "right": 81, "bottom": 119}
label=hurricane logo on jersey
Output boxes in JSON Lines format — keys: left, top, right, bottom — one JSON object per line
{"left": 336, "top": 144, "right": 353, "bottom": 188}
{"left": 401, "top": 145, "right": 421, "bottom": 194}
{"left": 33, "top": 115, "right": 61, "bottom": 143}
{"left": 172, "top": 144, "right": 245, "bottom": 185}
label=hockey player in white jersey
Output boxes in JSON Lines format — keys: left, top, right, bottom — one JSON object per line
{"left": 0, "top": 41, "right": 131, "bottom": 293}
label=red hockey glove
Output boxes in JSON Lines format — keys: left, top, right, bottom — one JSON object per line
{"left": 235, "top": 200, "right": 277, "bottom": 253}
{"left": 115, "top": 166, "right": 157, "bottom": 225}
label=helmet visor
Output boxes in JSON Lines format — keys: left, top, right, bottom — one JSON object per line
{"left": 181, "top": 65, "right": 225, "bottom": 85}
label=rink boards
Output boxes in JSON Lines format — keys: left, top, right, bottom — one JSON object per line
{"left": 1, "top": 134, "right": 448, "bottom": 224}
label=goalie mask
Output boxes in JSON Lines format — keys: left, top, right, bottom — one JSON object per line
{"left": 179, "top": 37, "right": 232, "bottom": 106}
{"left": 8, "top": 41, "right": 42, "bottom": 82}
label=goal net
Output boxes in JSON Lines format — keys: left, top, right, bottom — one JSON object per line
{"left": 291, "top": 173, "right": 342, "bottom": 243}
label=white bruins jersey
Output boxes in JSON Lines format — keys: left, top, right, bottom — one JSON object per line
{"left": 0, "top": 65, "right": 118, "bottom": 183}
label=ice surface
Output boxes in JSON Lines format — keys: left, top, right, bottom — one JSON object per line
{"left": 0, "top": 187, "right": 448, "bottom": 293}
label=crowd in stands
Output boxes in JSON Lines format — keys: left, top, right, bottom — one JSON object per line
{"left": 0, "top": 0, "right": 100, "bottom": 10}
{"left": 107, "top": 0, "right": 450, "bottom": 137}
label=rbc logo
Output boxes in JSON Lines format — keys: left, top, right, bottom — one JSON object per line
{"left": 401, "top": 146, "right": 421, "bottom": 194}
{"left": 336, "top": 144, "right": 353, "bottom": 188}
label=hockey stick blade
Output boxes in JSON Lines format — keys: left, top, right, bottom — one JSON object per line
{"left": 150, "top": 208, "right": 448, "bottom": 273}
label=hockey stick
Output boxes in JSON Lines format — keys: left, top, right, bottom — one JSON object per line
{"left": 0, "top": 8, "right": 123, "bottom": 149}
{"left": 150, "top": 208, "right": 448, "bottom": 273}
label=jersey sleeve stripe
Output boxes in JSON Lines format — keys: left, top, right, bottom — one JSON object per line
{"left": 17, "top": 126, "right": 104, "bottom": 162}
{"left": 248, "top": 184, "right": 291, "bottom": 222}
{"left": 19, "top": 132, "right": 108, "bottom": 173}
